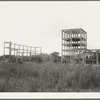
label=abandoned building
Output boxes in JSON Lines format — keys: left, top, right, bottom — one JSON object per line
{"left": 2, "top": 28, "right": 100, "bottom": 65}
{"left": 61, "top": 28, "right": 100, "bottom": 65}
{"left": 3, "top": 41, "right": 42, "bottom": 62}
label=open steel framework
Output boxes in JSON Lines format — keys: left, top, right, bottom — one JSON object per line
{"left": 3, "top": 41, "right": 42, "bottom": 60}
{"left": 61, "top": 28, "right": 100, "bottom": 65}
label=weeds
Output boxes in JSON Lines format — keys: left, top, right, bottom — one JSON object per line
{"left": 0, "top": 62, "right": 100, "bottom": 92}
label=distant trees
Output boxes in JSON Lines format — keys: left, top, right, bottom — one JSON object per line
{"left": 1, "top": 52, "right": 61, "bottom": 63}
{"left": 30, "top": 52, "right": 61, "bottom": 63}
{"left": 30, "top": 53, "right": 51, "bottom": 63}
{"left": 31, "top": 55, "right": 43, "bottom": 63}
{"left": 39, "top": 53, "right": 51, "bottom": 62}
{"left": 50, "top": 52, "right": 61, "bottom": 62}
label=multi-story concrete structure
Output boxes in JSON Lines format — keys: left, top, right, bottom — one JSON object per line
{"left": 61, "top": 28, "right": 87, "bottom": 63}
{"left": 61, "top": 28, "right": 100, "bottom": 65}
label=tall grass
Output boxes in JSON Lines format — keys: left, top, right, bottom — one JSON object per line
{"left": 0, "top": 61, "right": 100, "bottom": 92}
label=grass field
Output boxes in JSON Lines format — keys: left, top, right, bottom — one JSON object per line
{"left": 0, "top": 61, "right": 100, "bottom": 92}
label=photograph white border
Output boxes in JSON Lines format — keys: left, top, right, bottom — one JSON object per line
{"left": 0, "top": 93, "right": 100, "bottom": 99}
{"left": 0, "top": 0, "right": 100, "bottom": 99}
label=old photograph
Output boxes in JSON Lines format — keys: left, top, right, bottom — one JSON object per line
{"left": 0, "top": 1, "right": 100, "bottom": 92}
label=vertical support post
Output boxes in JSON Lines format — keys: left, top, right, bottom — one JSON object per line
{"left": 22, "top": 45, "right": 24, "bottom": 62}
{"left": 29, "top": 47, "right": 32, "bottom": 61}
{"left": 96, "top": 50, "right": 99, "bottom": 65}
{"left": 64, "top": 32, "right": 65, "bottom": 56}
{"left": 27, "top": 46, "right": 28, "bottom": 56}
{"left": 61, "top": 30, "right": 63, "bottom": 63}
{"left": 80, "top": 33, "right": 82, "bottom": 64}
{"left": 70, "top": 30, "right": 72, "bottom": 63}
{"left": 80, "top": 33, "right": 82, "bottom": 49}
{"left": 9, "top": 42, "right": 12, "bottom": 56}
{"left": 14, "top": 44, "right": 15, "bottom": 56}
{"left": 9, "top": 42, "right": 12, "bottom": 61}
{"left": 16, "top": 49, "right": 18, "bottom": 62}
{"left": 23, "top": 45, "right": 24, "bottom": 57}
{"left": 19, "top": 45, "right": 20, "bottom": 57}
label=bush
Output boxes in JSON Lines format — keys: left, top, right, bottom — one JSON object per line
{"left": 31, "top": 55, "right": 42, "bottom": 63}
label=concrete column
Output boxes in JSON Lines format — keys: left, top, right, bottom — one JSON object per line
{"left": 14, "top": 44, "right": 15, "bottom": 56}
{"left": 19, "top": 45, "right": 20, "bottom": 56}
{"left": 96, "top": 50, "right": 99, "bottom": 65}
{"left": 9, "top": 42, "right": 12, "bottom": 56}
{"left": 70, "top": 31, "right": 72, "bottom": 62}
{"left": 61, "top": 30, "right": 64, "bottom": 63}
{"left": 23, "top": 46, "right": 24, "bottom": 56}
{"left": 80, "top": 33, "right": 82, "bottom": 49}
{"left": 27, "top": 46, "right": 28, "bottom": 56}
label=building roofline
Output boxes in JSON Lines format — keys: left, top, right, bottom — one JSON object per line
{"left": 62, "top": 28, "right": 87, "bottom": 33}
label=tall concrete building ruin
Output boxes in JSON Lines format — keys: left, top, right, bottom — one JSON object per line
{"left": 61, "top": 28, "right": 100, "bottom": 65}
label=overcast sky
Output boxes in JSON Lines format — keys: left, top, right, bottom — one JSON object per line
{"left": 0, "top": 1, "right": 100, "bottom": 56}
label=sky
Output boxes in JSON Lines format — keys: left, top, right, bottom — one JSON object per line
{"left": 0, "top": 1, "right": 100, "bottom": 56}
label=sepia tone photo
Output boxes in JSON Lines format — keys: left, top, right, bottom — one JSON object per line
{"left": 0, "top": 1, "right": 100, "bottom": 92}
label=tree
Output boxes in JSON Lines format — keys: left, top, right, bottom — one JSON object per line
{"left": 50, "top": 52, "right": 61, "bottom": 62}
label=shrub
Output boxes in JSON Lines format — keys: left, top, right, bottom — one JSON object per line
{"left": 31, "top": 55, "right": 42, "bottom": 63}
